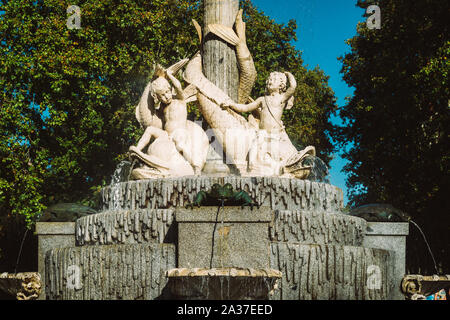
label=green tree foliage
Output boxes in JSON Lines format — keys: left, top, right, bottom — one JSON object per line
{"left": 337, "top": 0, "right": 449, "bottom": 273}
{"left": 0, "top": 0, "right": 337, "bottom": 231}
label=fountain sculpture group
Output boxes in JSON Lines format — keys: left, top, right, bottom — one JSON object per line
{"left": 44, "top": 1, "right": 394, "bottom": 300}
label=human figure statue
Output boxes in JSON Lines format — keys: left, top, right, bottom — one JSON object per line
{"left": 129, "top": 61, "right": 209, "bottom": 179}
{"left": 185, "top": 7, "right": 317, "bottom": 179}
{"left": 223, "top": 71, "right": 316, "bottom": 177}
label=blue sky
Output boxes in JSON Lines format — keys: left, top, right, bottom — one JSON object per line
{"left": 252, "top": 0, "right": 367, "bottom": 204}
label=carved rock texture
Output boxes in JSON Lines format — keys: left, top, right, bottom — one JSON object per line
{"left": 101, "top": 177, "right": 343, "bottom": 212}
{"left": 46, "top": 176, "right": 395, "bottom": 300}
{"left": 0, "top": 272, "right": 42, "bottom": 300}
{"left": 270, "top": 210, "right": 366, "bottom": 246}
{"left": 76, "top": 209, "right": 175, "bottom": 246}
{"left": 75, "top": 207, "right": 365, "bottom": 249}
{"left": 45, "top": 244, "right": 175, "bottom": 300}
{"left": 270, "top": 243, "right": 392, "bottom": 300}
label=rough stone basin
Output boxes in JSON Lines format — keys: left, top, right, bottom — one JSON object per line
{"left": 166, "top": 268, "right": 282, "bottom": 300}
{"left": 0, "top": 272, "right": 42, "bottom": 300}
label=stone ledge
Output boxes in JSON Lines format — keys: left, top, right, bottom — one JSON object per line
{"left": 365, "top": 222, "right": 409, "bottom": 236}
{"left": 176, "top": 206, "right": 272, "bottom": 222}
{"left": 270, "top": 210, "right": 366, "bottom": 246}
{"left": 36, "top": 222, "right": 75, "bottom": 235}
{"left": 167, "top": 268, "right": 282, "bottom": 278}
{"left": 101, "top": 177, "right": 344, "bottom": 212}
{"left": 75, "top": 209, "right": 175, "bottom": 246}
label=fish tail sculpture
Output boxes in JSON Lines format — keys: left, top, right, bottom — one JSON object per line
{"left": 234, "top": 8, "right": 257, "bottom": 104}
{"left": 203, "top": 9, "right": 257, "bottom": 104}
{"left": 135, "top": 81, "right": 162, "bottom": 129}
{"left": 184, "top": 53, "right": 255, "bottom": 173}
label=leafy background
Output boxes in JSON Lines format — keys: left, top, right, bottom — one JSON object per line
{"left": 0, "top": 0, "right": 447, "bottom": 276}
{"left": 0, "top": 0, "right": 336, "bottom": 271}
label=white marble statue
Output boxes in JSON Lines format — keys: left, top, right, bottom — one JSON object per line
{"left": 129, "top": 61, "right": 209, "bottom": 179}
{"left": 129, "top": 8, "right": 317, "bottom": 180}
{"left": 223, "top": 71, "right": 316, "bottom": 178}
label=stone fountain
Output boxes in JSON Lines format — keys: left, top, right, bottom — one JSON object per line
{"left": 42, "top": 0, "right": 400, "bottom": 300}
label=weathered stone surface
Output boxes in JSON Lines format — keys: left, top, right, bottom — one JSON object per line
{"left": 43, "top": 175, "right": 401, "bottom": 301}
{"left": 36, "top": 222, "right": 75, "bottom": 300}
{"left": 45, "top": 243, "right": 175, "bottom": 300}
{"left": 364, "top": 222, "right": 409, "bottom": 300}
{"left": 0, "top": 272, "right": 42, "bottom": 300}
{"left": 270, "top": 210, "right": 366, "bottom": 246}
{"left": 176, "top": 206, "right": 272, "bottom": 222}
{"left": 101, "top": 177, "right": 343, "bottom": 212}
{"left": 75, "top": 209, "right": 175, "bottom": 246}
{"left": 177, "top": 207, "right": 272, "bottom": 269}
{"left": 166, "top": 268, "right": 281, "bottom": 300}
{"left": 36, "top": 222, "right": 76, "bottom": 235}
{"left": 270, "top": 242, "right": 392, "bottom": 300}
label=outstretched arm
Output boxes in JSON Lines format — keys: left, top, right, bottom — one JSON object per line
{"left": 166, "top": 71, "right": 185, "bottom": 101}
{"left": 226, "top": 97, "right": 263, "bottom": 113}
{"left": 282, "top": 72, "right": 297, "bottom": 103}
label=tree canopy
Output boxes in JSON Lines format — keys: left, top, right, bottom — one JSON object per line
{"left": 337, "top": 0, "right": 449, "bottom": 273}
{"left": 0, "top": 0, "right": 337, "bottom": 234}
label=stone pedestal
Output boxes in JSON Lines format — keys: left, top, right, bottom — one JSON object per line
{"left": 45, "top": 243, "right": 175, "bottom": 300}
{"left": 363, "top": 222, "right": 409, "bottom": 300}
{"left": 44, "top": 177, "right": 399, "bottom": 300}
{"left": 176, "top": 207, "right": 272, "bottom": 269}
{"left": 166, "top": 268, "right": 281, "bottom": 300}
{"left": 36, "top": 222, "right": 75, "bottom": 300}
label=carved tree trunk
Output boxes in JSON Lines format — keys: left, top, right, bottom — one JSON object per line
{"left": 203, "top": 0, "right": 239, "bottom": 102}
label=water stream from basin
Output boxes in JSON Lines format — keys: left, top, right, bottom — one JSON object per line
{"left": 14, "top": 228, "right": 29, "bottom": 274}
{"left": 109, "top": 160, "right": 133, "bottom": 210}
{"left": 303, "top": 155, "right": 330, "bottom": 183}
{"left": 210, "top": 200, "right": 225, "bottom": 269}
{"left": 409, "top": 220, "right": 439, "bottom": 274}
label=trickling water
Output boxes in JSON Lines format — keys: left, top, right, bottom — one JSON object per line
{"left": 128, "top": 159, "right": 138, "bottom": 182}
{"left": 210, "top": 201, "right": 225, "bottom": 269}
{"left": 303, "top": 155, "right": 330, "bottom": 183}
{"left": 14, "top": 228, "right": 29, "bottom": 274}
{"left": 410, "top": 220, "right": 439, "bottom": 275}
{"left": 110, "top": 184, "right": 121, "bottom": 210}
{"left": 110, "top": 161, "right": 133, "bottom": 185}
{"left": 109, "top": 161, "right": 133, "bottom": 210}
